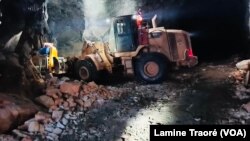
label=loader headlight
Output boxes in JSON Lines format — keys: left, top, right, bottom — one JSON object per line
{"left": 132, "top": 15, "right": 137, "bottom": 20}
{"left": 106, "top": 18, "right": 111, "bottom": 24}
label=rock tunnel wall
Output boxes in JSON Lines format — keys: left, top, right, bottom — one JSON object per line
{"left": 47, "top": 0, "right": 85, "bottom": 57}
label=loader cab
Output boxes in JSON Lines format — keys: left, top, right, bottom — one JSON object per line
{"left": 108, "top": 15, "right": 138, "bottom": 53}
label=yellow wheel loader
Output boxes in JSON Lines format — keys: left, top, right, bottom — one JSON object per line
{"left": 33, "top": 14, "right": 198, "bottom": 84}
{"left": 32, "top": 42, "right": 67, "bottom": 75}
{"left": 75, "top": 14, "right": 198, "bottom": 83}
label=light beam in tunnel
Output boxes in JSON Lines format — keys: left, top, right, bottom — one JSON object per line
{"left": 82, "top": 0, "right": 138, "bottom": 41}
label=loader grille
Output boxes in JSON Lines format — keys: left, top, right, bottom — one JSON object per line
{"left": 168, "top": 33, "right": 178, "bottom": 61}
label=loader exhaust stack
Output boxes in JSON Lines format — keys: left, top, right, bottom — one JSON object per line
{"left": 152, "top": 15, "right": 157, "bottom": 28}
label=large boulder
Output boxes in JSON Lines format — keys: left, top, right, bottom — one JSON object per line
{"left": 236, "top": 60, "right": 250, "bottom": 70}
{"left": 0, "top": 93, "right": 38, "bottom": 133}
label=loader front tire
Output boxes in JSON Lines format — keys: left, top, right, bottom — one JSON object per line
{"left": 135, "top": 53, "right": 167, "bottom": 84}
{"left": 76, "top": 59, "right": 98, "bottom": 82}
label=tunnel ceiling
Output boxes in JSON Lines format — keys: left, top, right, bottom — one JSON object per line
{"left": 0, "top": 0, "right": 249, "bottom": 60}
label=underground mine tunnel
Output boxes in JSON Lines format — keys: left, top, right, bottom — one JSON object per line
{"left": 1, "top": 0, "right": 250, "bottom": 140}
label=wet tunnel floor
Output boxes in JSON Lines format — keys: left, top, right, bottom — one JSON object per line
{"left": 175, "top": 71, "right": 239, "bottom": 124}
{"left": 154, "top": 62, "right": 250, "bottom": 124}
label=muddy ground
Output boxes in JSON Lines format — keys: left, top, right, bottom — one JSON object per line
{"left": 57, "top": 57, "right": 250, "bottom": 141}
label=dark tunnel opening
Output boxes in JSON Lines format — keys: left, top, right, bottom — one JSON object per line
{"left": 143, "top": 0, "right": 250, "bottom": 61}
{"left": 179, "top": 0, "right": 250, "bottom": 61}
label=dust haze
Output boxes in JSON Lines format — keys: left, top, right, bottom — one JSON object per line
{"left": 83, "top": 0, "right": 139, "bottom": 42}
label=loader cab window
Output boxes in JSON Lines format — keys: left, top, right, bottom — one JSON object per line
{"left": 116, "top": 20, "right": 127, "bottom": 35}
{"left": 114, "top": 16, "right": 137, "bottom": 52}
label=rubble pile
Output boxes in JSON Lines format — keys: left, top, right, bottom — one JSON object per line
{"left": 229, "top": 69, "right": 245, "bottom": 84}
{"left": 230, "top": 60, "right": 250, "bottom": 114}
{"left": 0, "top": 134, "right": 18, "bottom": 141}
{"left": 10, "top": 77, "right": 120, "bottom": 141}
{"left": 230, "top": 59, "right": 250, "bottom": 84}
{"left": 234, "top": 84, "right": 250, "bottom": 114}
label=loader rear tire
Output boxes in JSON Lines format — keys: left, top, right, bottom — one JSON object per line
{"left": 76, "top": 59, "right": 98, "bottom": 82}
{"left": 135, "top": 53, "right": 167, "bottom": 84}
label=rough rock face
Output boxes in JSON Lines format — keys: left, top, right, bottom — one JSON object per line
{"left": 47, "top": 0, "right": 85, "bottom": 57}
{"left": 0, "top": 93, "right": 38, "bottom": 133}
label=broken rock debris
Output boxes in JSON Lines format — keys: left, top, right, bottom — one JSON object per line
{"left": 11, "top": 77, "right": 118, "bottom": 140}
{"left": 232, "top": 60, "right": 250, "bottom": 114}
